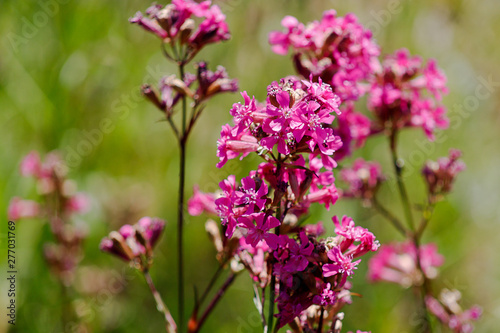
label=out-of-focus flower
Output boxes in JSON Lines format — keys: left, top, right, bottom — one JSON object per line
{"left": 340, "top": 158, "right": 384, "bottom": 203}
{"left": 188, "top": 185, "right": 217, "bottom": 216}
{"left": 368, "top": 241, "right": 444, "bottom": 288}
{"left": 100, "top": 217, "right": 165, "bottom": 270}
{"left": 66, "top": 193, "right": 90, "bottom": 214}
{"left": 425, "top": 289, "right": 481, "bottom": 333}
{"left": 8, "top": 197, "right": 40, "bottom": 220}
{"left": 422, "top": 149, "right": 465, "bottom": 197}
{"left": 368, "top": 48, "right": 449, "bottom": 140}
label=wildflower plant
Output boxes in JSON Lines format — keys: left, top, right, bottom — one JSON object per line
{"left": 5, "top": 2, "right": 477, "bottom": 333}
{"left": 8, "top": 151, "right": 89, "bottom": 330}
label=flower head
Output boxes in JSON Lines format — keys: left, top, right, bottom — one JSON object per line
{"left": 269, "top": 11, "right": 380, "bottom": 102}
{"left": 368, "top": 241, "right": 444, "bottom": 287}
{"left": 100, "top": 217, "right": 165, "bottom": 270}
{"left": 368, "top": 48, "right": 449, "bottom": 140}
{"left": 340, "top": 158, "right": 384, "bottom": 203}
{"left": 422, "top": 149, "right": 465, "bottom": 196}
{"left": 425, "top": 289, "right": 481, "bottom": 333}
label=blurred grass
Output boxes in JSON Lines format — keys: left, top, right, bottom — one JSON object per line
{"left": 1, "top": 0, "right": 499, "bottom": 332}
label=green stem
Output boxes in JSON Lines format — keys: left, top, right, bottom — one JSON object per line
{"left": 389, "top": 130, "right": 416, "bottom": 232}
{"left": 144, "top": 270, "right": 177, "bottom": 333}
{"left": 193, "top": 273, "right": 238, "bottom": 333}
{"left": 388, "top": 131, "right": 432, "bottom": 333}
{"left": 372, "top": 197, "right": 408, "bottom": 237}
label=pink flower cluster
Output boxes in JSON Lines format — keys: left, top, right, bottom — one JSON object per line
{"left": 100, "top": 217, "right": 165, "bottom": 269}
{"left": 367, "top": 241, "right": 444, "bottom": 288}
{"left": 217, "top": 77, "right": 343, "bottom": 169}
{"left": 9, "top": 151, "right": 89, "bottom": 285}
{"left": 422, "top": 148, "right": 465, "bottom": 196}
{"left": 8, "top": 151, "right": 89, "bottom": 221}
{"left": 214, "top": 158, "right": 338, "bottom": 241}
{"left": 368, "top": 48, "right": 449, "bottom": 140}
{"left": 272, "top": 216, "right": 379, "bottom": 328}
{"left": 143, "top": 62, "right": 238, "bottom": 115}
{"left": 130, "top": 0, "right": 229, "bottom": 50}
{"left": 425, "top": 289, "right": 481, "bottom": 333}
{"left": 340, "top": 158, "right": 384, "bottom": 203}
{"left": 269, "top": 10, "right": 380, "bottom": 102}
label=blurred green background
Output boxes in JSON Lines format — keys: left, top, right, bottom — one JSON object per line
{"left": 1, "top": 0, "right": 499, "bottom": 332}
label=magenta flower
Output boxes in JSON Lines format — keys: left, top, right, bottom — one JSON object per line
{"left": 312, "top": 283, "right": 336, "bottom": 306}
{"left": 234, "top": 176, "right": 268, "bottom": 213}
{"left": 194, "top": 62, "right": 238, "bottom": 101}
{"left": 100, "top": 217, "right": 165, "bottom": 267}
{"left": 269, "top": 10, "right": 380, "bottom": 102}
{"left": 216, "top": 124, "right": 259, "bottom": 168}
{"left": 238, "top": 213, "right": 280, "bottom": 248}
{"left": 340, "top": 158, "right": 384, "bottom": 202}
{"left": 238, "top": 237, "right": 270, "bottom": 288}
{"left": 422, "top": 148, "right": 465, "bottom": 196}
{"left": 217, "top": 78, "right": 343, "bottom": 169}
{"left": 323, "top": 246, "right": 360, "bottom": 280}
{"left": 130, "top": 0, "right": 230, "bottom": 52}
{"left": 188, "top": 185, "right": 217, "bottom": 216}
{"left": 368, "top": 241, "right": 444, "bottom": 287}
{"left": 368, "top": 48, "right": 449, "bottom": 140}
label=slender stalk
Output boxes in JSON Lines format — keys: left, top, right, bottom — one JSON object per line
{"left": 193, "top": 273, "right": 238, "bottom": 333}
{"left": 388, "top": 131, "right": 432, "bottom": 333}
{"left": 267, "top": 200, "right": 282, "bottom": 333}
{"left": 177, "top": 62, "right": 187, "bottom": 333}
{"left": 144, "top": 270, "right": 177, "bottom": 333}
{"left": 389, "top": 130, "right": 416, "bottom": 232}
{"left": 317, "top": 307, "right": 325, "bottom": 333}
{"left": 60, "top": 283, "right": 72, "bottom": 331}
{"left": 372, "top": 197, "right": 408, "bottom": 237}
{"left": 198, "top": 263, "right": 225, "bottom": 308}
{"left": 417, "top": 199, "right": 435, "bottom": 237}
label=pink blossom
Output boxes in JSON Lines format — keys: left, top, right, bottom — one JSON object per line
{"left": 216, "top": 125, "right": 259, "bottom": 168}
{"left": 20, "top": 151, "right": 41, "bottom": 178}
{"left": 340, "top": 158, "right": 384, "bottom": 202}
{"left": 368, "top": 48, "right": 449, "bottom": 140}
{"left": 269, "top": 11, "right": 380, "bottom": 102}
{"left": 234, "top": 176, "right": 268, "bottom": 213}
{"left": 8, "top": 197, "right": 40, "bottom": 220}
{"left": 188, "top": 185, "right": 217, "bottom": 216}
{"left": 422, "top": 148, "right": 465, "bottom": 196}
{"left": 323, "top": 246, "right": 360, "bottom": 280}
{"left": 66, "top": 193, "right": 90, "bottom": 214}
{"left": 368, "top": 241, "right": 444, "bottom": 287}
{"left": 238, "top": 213, "right": 280, "bottom": 248}
{"left": 130, "top": 0, "right": 230, "bottom": 51}
{"left": 425, "top": 289, "right": 481, "bottom": 333}
{"left": 100, "top": 217, "right": 165, "bottom": 264}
